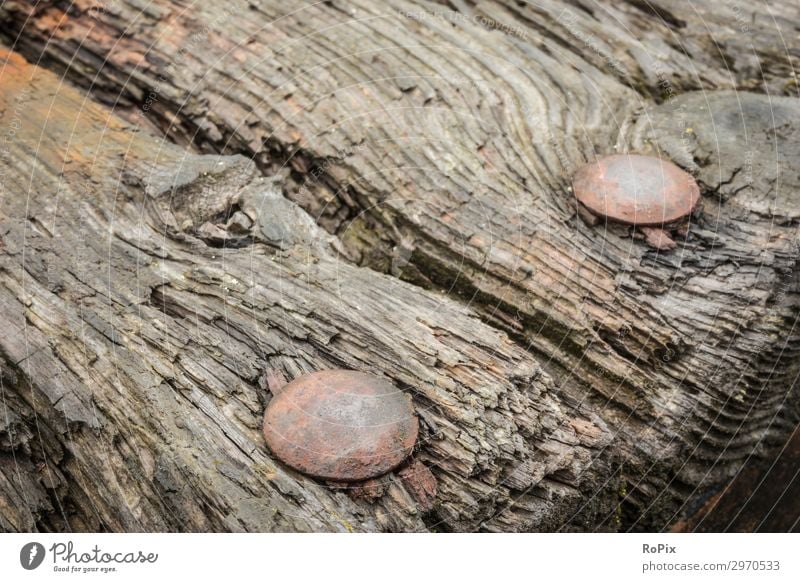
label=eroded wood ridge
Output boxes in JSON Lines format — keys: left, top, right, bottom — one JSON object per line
{"left": 1, "top": 0, "right": 798, "bottom": 531}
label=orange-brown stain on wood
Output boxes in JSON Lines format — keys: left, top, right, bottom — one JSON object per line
{"left": 0, "top": 49, "right": 156, "bottom": 180}
{"left": 30, "top": 7, "right": 70, "bottom": 33}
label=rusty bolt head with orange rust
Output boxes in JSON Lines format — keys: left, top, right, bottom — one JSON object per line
{"left": 572, "top": 154, "right": 701, "bottom": 250}
{"left": 262, "top": 370, "right": 418, "bottom": 482}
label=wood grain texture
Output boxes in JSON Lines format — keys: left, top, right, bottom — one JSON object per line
{"left": 1, "top": 0, "right": 799, "bottom": 531}
{"left": 0, "top": 48, "right": 612, "bottom": 532}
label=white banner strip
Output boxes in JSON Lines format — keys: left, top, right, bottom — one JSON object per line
{"left": 1, "top": 533, "right": 797, "bottom": 581}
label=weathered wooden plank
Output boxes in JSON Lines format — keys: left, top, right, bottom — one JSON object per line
{"left": 1, "top": 0, "right": 799, "bottom": 530}
{"left": 0, "top": 48, "right": 614, "bottom": 532}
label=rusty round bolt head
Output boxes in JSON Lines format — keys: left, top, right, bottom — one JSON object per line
{"left": 572, "top": 154, "right": 700, "bottom": 226}
{"left": 262, "top": 370, "right": 418, "bottom": 482}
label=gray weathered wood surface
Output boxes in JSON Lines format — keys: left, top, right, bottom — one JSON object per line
{"left": 1, "top": 0, "right": 798, "bottom": 532}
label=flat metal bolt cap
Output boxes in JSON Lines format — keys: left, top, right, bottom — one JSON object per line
{"left": 262, "top": 370, "right": 418, "bottom": 482}
{"left": 572, "top": 154, "right": 700, "bottom": 226}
